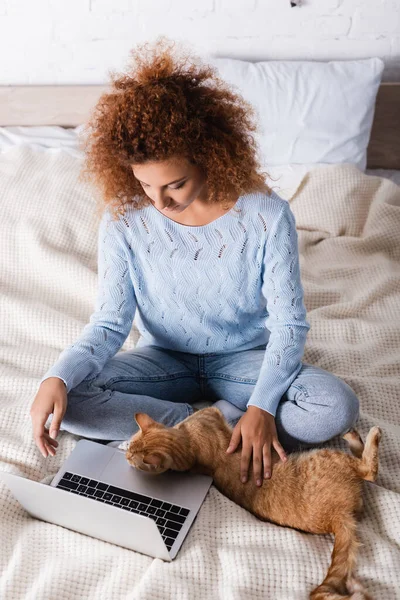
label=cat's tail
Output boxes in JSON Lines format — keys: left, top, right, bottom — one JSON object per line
{"left": 343, "top": 426, "right": 382, "bottom": 482}
{"left": 310, "top": 516, "right": 372, "bottom": 600}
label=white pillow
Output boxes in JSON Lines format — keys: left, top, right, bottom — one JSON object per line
{"left": 207, "top": 57, "right": 384, "bottom": 172}
{"left": 262, "top": 163, "right": 325, "bottom": 201}
{"left": 0, "top": 125, "right": 82, "bottom": 157}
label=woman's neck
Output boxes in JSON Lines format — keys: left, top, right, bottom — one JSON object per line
{"left": 158, "top": 195, "right": 239, "bottom": 227}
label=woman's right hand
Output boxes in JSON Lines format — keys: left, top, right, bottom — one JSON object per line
{"left": 30, "top": 377, "right": 68, "bottom": 458}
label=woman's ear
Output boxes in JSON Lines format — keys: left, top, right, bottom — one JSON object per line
{"left": 134, "top": 412, "right": 158, "bottom": 432}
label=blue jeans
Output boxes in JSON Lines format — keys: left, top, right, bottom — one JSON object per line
{"left": 57, "top": 343, "right": 360, "bottom": 452}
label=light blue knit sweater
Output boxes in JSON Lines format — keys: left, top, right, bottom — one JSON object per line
{"left": 40, "top": 190, "right": 310, "bottom": 417}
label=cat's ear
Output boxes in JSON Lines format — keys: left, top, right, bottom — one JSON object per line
{"left": 134, "top": 412, "right": 159, "bottom": 432}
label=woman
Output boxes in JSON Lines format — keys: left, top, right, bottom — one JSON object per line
{"left": 30, "top": 37, "right": 359, "bottom": 489}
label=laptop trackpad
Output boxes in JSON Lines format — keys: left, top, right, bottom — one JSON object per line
{"left": 100, "top": 451, "right": 203, "bottom": 508}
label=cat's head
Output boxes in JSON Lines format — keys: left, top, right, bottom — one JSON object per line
{"left": 125, "top": 413, "right": 194, "bottom": 475}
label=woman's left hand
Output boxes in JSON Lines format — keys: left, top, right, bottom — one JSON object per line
{"left": 225, "top": 405, "right": 287, "bottom": 486}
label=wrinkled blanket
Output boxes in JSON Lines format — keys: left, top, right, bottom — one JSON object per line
{"left": 0, "top": 146, "right": 399, "bottom": 600}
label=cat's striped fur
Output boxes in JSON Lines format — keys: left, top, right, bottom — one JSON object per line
{"left": 125, "top": 406, "right": 381, "bottom": 600}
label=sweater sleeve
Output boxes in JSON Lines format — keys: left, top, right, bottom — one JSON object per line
{"left": 39, "top": 209, "right": 137, "bottom": 393}
{"left": 246, "top": 200, "right": 310, "bottom": 417}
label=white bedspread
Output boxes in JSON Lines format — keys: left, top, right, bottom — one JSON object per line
{"left": 0, "top": 146, "right": 399, "bottom": 600}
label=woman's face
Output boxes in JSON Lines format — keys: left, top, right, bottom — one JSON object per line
{"left": 131, "top": 157, "right": 208, "bottom": 214}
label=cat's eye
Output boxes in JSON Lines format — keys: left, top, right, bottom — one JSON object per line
{"left": 142, "top": 455, "right": 160, "bottom": 466}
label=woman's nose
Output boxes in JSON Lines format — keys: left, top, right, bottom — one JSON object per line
{"left": 153, "top": 194, "right": 170, "bottom": 209}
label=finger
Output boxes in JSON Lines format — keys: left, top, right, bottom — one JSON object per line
{"left": 273, "top": 438, "right": 288, "bottom": 463}
{"left": 263, "top": 443, "right": 272, "bottom": 479}
{"left": 42, "top": 431, "right": 59, "bottom": 458}
{"left": 44, "top": 432, "right": 59, "bottom": 447}
{"left": 49, "top": 410, "right": 63, "bottom": 440}
{"left": 32, "top": 413, "right": 52, "bottom": 458}
{"left": 252, "top": 445, "right": 263, "bottom": 487}
{"left": 240, "top": 442, "right": 252, "bottom": 483}
{"left": 43, "top": 440, "right": 56, "bottom": 456}
{"left": 226, "top": 424, "right": 241, "bottom": 453}
{"left": 39, "top": 435, "right": 58, "bottom": 458}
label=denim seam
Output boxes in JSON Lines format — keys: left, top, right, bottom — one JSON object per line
{"left": 206, "top": 373, "right": 258, "bottom": 384}
{"left": 291, "top": 383, "right": 310, "bottom": 398}
{"left": 106, "top": 373, "right": 194, "bottom": 384}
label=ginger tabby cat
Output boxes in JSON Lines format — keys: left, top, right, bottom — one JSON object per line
{"left": 124, "top": 406, "right": 381, "bottom": 600}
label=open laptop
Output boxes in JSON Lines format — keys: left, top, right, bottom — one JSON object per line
{"left": 0, "top": 439, "right": 213, "bottom": 561}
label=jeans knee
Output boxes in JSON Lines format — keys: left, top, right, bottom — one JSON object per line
{"left": 330, "top": 385, "right": 360, "bottom": 433}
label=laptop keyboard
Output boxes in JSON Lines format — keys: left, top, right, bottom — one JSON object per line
{"left": 56, "top": 471, "right": 190, "bottom": 552}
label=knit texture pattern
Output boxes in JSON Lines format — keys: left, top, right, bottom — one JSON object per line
{"left": 40, "top": 191, "right": 310, "bottom": 416}
{"left": 1, "top": 147, "right": 400, "bottom": 600}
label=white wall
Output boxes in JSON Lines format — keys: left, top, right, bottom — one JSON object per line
{"left": 1, "top": 0, "right": 399, "bottom": 84}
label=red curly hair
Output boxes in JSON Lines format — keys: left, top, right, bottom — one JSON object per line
{"left": 80, "top": 36, "right": 272, "bottom": 220}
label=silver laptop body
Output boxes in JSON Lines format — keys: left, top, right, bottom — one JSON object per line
{"left": 0, "top": 439, "right": 213, "bottom": 561}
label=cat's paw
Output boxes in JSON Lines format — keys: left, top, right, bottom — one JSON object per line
{"left": 347, "top": 576, "right": 373, "bottom": 600}
{"left": 118, "top": 440, "right": 130, "bottom": 451}
{"left": 370, "top": 425, "right": 382, "bottom": 443}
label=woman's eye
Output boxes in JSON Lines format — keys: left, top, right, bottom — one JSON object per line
{"left": 140, "top": 182, "right": 186, "bottom": 190}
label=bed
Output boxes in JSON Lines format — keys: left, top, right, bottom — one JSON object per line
{"left": 0, "top": 80, "right": 399, "bottom": 600}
